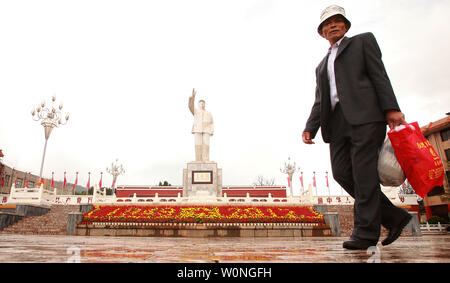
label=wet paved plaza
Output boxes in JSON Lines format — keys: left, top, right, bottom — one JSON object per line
{"left": 0, "top": 234, "right": 449, "bottom": 263}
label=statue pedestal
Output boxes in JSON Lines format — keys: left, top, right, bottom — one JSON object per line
{"left": 183, "top": 161, "right": 222, "bottom": 198}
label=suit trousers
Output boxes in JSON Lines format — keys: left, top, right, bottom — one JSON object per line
{"left": 194, "top": 133, "right": 210, "bottom": 161}
{"left": 329, "top": 103, "right": 410, "bottom": 242}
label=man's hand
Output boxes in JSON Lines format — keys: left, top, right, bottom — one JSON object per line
{"left": 385, "top": 110, "right": 406, "bottom": 129}
{"left": 302, "top": 131, "right": 315, "bottom": 144}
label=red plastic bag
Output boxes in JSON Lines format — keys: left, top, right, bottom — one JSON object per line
{"left": 387, "top": 122, "right": 444, "bottom": 198}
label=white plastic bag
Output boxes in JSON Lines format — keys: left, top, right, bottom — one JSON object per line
{"left": 378, "top": 136, "right": 406, "bottom": 186}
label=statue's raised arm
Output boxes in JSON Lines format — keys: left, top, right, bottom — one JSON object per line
{"left": 188, "top": 88, "right": 196, "bottom": 115}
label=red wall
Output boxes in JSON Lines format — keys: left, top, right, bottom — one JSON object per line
{"left": 222, "top": 187, "right": 286, "bottom": 198}
{"left": 115, "top": 187, "right": 183, "bottom": 198}
{"left": 116, "top": 186, "right": 287, "bottom": 198}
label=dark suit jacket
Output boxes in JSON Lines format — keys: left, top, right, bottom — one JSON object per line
{"left": 304, "top": 32, "right": 400, "bottom": 143}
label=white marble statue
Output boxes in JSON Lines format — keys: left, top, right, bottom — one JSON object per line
{"left": 189, "top": 88, "right": 214, "bottom": 161}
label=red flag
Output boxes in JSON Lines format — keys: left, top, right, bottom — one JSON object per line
{"left": 313, "top": 171, "right": 317, "bottom": 188}
{"left": 73, "top": 172, "right": 78, "bottom": 192}
{"left": 86, "top": 172, "right": 91, "bottom": 189}
{"left": 25, "top": 172, "right": 29, "bottom": 188}
{"left": 287, "top": 177, "right": 291, "bottom": 188}
{"left": 111, "top": 179, "right": 115, "bottom": 189}
{"left": 63, "top": 172, "right": 67, "bottom": 189}
{"left": 99, "top": 172, "right": 103, "bottom": 188}
{"left": 326, "top": 171, "right": 330, "bottom": 196}
{"left": 0, "top": 169, "right": 4, "bottom": 187}
{"left": 51, "top": 172, "right": 54, "bottom": 189}
{"left": 299, "top": 172, "right": 304, "bottom": 188}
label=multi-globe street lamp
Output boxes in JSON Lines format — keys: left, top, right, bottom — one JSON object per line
{"left": 280, "top": 157, "right": 300, "bottom": 197}
{"left": 31, "top": 95, "right": 69, "bottom": 180}
{"left": 106, "top": 158, "right": 125, "bottom": 195}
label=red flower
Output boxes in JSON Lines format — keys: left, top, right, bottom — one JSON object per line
{"left": 81, "top": 205, "right": 324, "bottom": 225}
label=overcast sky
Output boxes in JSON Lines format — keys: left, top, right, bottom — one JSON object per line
{"left": 0, "top": 0, "right": 449, "bottom": 196}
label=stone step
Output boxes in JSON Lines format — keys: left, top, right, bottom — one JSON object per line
{"left": 1, "top": 205, "right": 80, "bottom": 235}
{"left": 77, "top": 224, "right": 333, "bottom": 237}
{"left": 3, "top": 229, "right": 66, "bottom": 234}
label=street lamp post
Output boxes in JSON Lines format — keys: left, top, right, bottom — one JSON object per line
{"left": 31, "top": 95, "right": 69, "bottom": 180}
{"left": 106, "top": 158, "right": 125, "bottom": 195}
{"left": 280, "top": 157, "right": 300, "bottom": 197}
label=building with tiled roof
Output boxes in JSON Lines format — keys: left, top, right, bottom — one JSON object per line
{"left": 421, "top": 114, "right": 450, "bottom": 220}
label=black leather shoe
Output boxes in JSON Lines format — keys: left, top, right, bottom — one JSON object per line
{"left": 382, "top": 214, "right": 412, "bottom": 246}
{"left": 343, "top": 238, "right": 377, "bottom": 250}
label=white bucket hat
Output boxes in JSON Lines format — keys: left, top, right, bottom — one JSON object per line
{"left": 317, "top": 5, "right": 351, "bottom": 35}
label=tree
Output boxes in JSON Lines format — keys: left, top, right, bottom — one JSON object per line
{"left": 253, "top": 175, "right": 276, "bottom": 186}
{"left": 159, "top": 180, "right": 171, "bottom": 186}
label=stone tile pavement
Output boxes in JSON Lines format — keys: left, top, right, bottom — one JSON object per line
{"left": 0, "top": 234, "right": 448, "bottom": 263}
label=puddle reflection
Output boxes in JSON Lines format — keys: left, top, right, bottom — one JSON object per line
{"left": 0, "top": 234, "right": 448, "bottom": 263}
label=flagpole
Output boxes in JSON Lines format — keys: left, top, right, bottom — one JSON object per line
{"left": 87, "top": 172, "right": 91, "bottom": 191}
{"left": 326, "top": 171, "right": 330, "bottom": 196}
{"left": 72, "top": 172, "right": 78, "bottom": 195}
{"left": 63, "top": 171, "right": 67, "bottom": 194}
{"left": 99, "top": 172, "right": 103, "bottom": 189}
{"left": 313, "top": 171, "right": 317, "bottom": 196}
{"left": 300, "top": 171, "right": 304, "bottom": 195}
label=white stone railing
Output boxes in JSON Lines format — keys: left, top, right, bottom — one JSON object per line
{"left": 94, "top": 194, "right": 314, "bottom": 206}
{"left": 420, "top": 222, "right": 448, "bottom": 233}
{"left": 313, "top": 194, "right": 418, "bottom": 206}
{"left": 2, "top": 184, "right": 419, "bottom": 207}
{"left": 7, "top": 183, "right": 56, "bottom": 205}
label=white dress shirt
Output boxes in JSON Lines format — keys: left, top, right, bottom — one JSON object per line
{"left": 327, "top": 37, "right": 344, "bottom": 111}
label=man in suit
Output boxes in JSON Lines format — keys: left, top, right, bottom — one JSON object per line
{"left": 302, "top": 5, "right": 412, "bottom": 250}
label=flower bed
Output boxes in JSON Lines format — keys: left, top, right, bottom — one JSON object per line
{"left": 81, "top": 205, "right": 324, "bottom": 224}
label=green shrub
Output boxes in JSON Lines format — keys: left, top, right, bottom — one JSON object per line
{"left": 426, "top": 216, "right": 449, "bottom": 224}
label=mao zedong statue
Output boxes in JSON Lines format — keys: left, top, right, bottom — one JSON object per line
{"left": 189, "top": 88, "right": 214, "bottom": 161}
